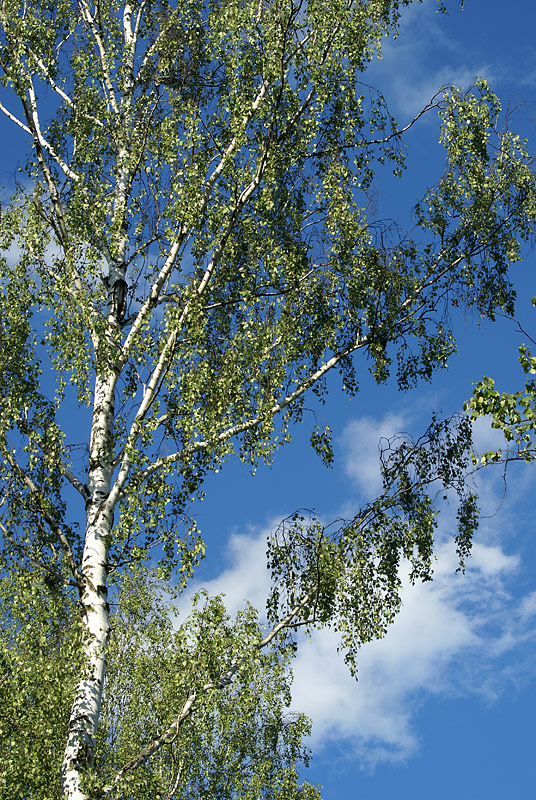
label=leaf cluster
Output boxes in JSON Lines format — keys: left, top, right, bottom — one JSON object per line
{"left": 96, "top": 570, "right": 321, "bottom": 799}
{"left": 267, "top": 414, "right": 477, "bottom": 674}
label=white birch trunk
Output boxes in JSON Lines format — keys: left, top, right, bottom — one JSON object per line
{"left": 61, "top": 367, "right": 116, "bottom": 800}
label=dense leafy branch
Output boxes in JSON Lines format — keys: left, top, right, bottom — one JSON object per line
{"left": 467, "top": 301, "right": 536, "bottom": 464}
{"left": 0, "top": 447, "right": 84, "bottom": 592}
{"left": 0, "top": 1, "right": 534, "bottom": 797}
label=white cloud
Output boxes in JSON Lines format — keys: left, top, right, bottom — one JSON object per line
{"left": 297, "top": 533, "right": 536, "bottom": 765}
{"left": 289, "top": 539, "right": 499, "bottom": 764}
{"left": 519, "top": 591, "right": 536, "bottom": 622}
{"left": 395, "top": 65, "right": 493, "bottom": 119}
{"left": 341, "top": 412, "right": 408, "bottom": 497}
{"left": 182, "top": 524, "right": 273, "bottom": 618}
{"left": 368, "top": 0, "right": 496, "bottom": 118}
{"left": 470, "top": 540, "right": 519, "bottom": 577}
{"left": 183, "top": 517, "right": 535, "bottom": 767}
{"left": 470, "top": 414, "right": 510, "bottom": 456}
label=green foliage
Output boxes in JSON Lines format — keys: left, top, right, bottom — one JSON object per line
{"left": 466, "top": 300, "right": 536, "bottom": 464}
{"left": 0, "top": 0, "right": 534, "bottom": 796}
{"left": 0, "top": 565, "right": 82, "bottom": 799}
{"left": 0, "top": 561, "right": 321, "bottom": 799}
{"left": 97, "top": 572, "right": 321, "bottom": 799}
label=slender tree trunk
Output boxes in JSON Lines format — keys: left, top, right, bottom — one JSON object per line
{"left": 61, "top": 366, "right": 116, "bottom": 800}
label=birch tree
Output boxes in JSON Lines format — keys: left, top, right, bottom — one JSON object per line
{"left": 0, "top": 0, "right": 535, "bottom": 797}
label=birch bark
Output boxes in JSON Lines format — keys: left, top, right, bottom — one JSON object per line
{"left": 61, "top": 367, "right": 116, "bottom": 800}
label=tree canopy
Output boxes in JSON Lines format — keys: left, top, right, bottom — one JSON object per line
{"left": 0, "top": 0, "right": 535, "bottom": 797}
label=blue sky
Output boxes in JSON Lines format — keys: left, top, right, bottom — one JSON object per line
{"left": 178, "top": 1, "right": 536, "bottom": 797}
{"left": 1, "top": 1, "right": 536, "bottom": 797}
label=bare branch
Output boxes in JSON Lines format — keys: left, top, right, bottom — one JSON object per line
{"left": 364, "top": 92, "right": 445, "bottom": 146}
{"left": 0, "top": 100, "right": 31, "bottom": 134}
{"left": 61, "top": 465, "right": 90, "bottom": 502}
{"left": 77, "top": 0, "right": 119, "bottom": 114}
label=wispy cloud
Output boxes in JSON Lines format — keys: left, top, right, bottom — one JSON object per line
{"left": 340, "top": 411, "right": 409, "bottom": 498}
{"left": 368, "top": 0, "right": 496, "bottom": 118}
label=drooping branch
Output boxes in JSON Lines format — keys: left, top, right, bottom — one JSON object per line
{"left": 117, "top": 201, "right": 522, "bottom": 497}
{"left": 1, "top": 449, "right": 84, "bottom": 594}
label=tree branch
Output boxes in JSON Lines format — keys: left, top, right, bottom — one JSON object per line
{"left": 110, "top": 139, "right": 275, "bottom": 503}
{"left": 0, "top": 100, "right": 31, "bottom": 134}
{"left": 27, "top": 47, "right": 104, "bottom": 128}
{"left": 119, "top": 71, "right": 273, "bottom": 361}
{"left": 118, "top": 225, "right": 495, "bottom": 495}
{"left": 119, "top": 228, "right": 187, "bottom": 366}
{"left": 127, "top": 334, "right": 369, "bottom": 489}
{"left": 78, "top": 0, "right": 119, "bottom": 114}
{"left": 27, "top": 423, "right": 90, "bottom": 501}
{"left": 103, "top": 591, "right": 313, "bottom": 795}
{"left": 61, "top": 464, "right": 91, "bottom": 502}
{"left": 0, "top": 517, "right": 78, "bottom": 588}
{"left": 102, "top": 692, "right": 197, "bottom": 795}
{"left": 364, "top": 92, "right": 445, "bottom": 146}
{"left": 1, "top": 449, "right": 84, "bottom": 594}
{"left": 24, "top": 79, "right": 80, "bottom": 182}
